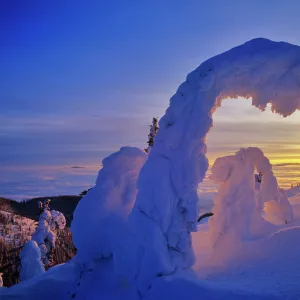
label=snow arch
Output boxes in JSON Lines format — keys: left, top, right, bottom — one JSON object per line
{"left": 125, "top": 38, "right": 300, "bottom": 293}
{"left": 209, "top": 147, "right": 279, "bottom": 248}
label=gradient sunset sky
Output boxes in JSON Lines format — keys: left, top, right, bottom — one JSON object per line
{"left": 1, "top": 0, "right": 300, "bottom": 200}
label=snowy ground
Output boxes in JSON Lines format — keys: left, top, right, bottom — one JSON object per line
{"left": 0, "top": 255, "right": 284, "bottom": 300}
{"left": 192, "top": 222, "right": 300, "bottom": 299}
{"left": 1, "top": 186, "right": 300, "bottom": 299}
{"left": 2, "top": 194, "right": 300, "bottom": 300}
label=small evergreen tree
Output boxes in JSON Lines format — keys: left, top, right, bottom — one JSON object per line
{"left": 145, "top": 117, "right": 159, "bottom": 153}
{"left": 79, "top": 188, "right": 92, "bottom": 197}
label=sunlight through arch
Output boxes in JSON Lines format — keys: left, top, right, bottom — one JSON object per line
{"left": 124, "top": 38, "right": 300, "bottom": 293}
{"left": 207, "top": 97, "right": 300, "bottom": 189}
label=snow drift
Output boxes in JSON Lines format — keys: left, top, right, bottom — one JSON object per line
{"left": 125, "top": 38, "right": 300, "bottom": 293}
{"left": 71, "top": 146, "right": 147, "bottom": 261}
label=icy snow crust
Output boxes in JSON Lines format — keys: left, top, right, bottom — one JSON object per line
{"left": 127, "top": 38, "right": 300, "bottom": 293}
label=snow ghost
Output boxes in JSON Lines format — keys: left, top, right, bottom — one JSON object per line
{"left": 209, "top": 147, "right": 293, "bottom": 249}
{"left": 31, "top": 210, "right": 56, "bottom": 266}
{"left": 31, "top": 203, "right": 66, "bottom": 267}
{"left": 71, "top": 147, "right": 147, "bottom": 261}
{"left": 209, "top": 148, "right": 259, "bottom": 248}
{"left": 19, "top": 240, "right": 45, "bottom": 281}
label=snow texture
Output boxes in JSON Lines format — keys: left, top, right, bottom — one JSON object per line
{"left": 32, "top": 210, "right": 56, "bottom": 266}
{"left": 208, "top": 147, "right": 287, "bottom": 250}
{"left": 49, "top": 210, "right": 66, "bottom": 230}
{"left": 71, "top": 146, "right": 147, "bottom": 261}
{"left": 263, "top": 189, "right": 294, "bottom": 225}
{"left": 19, "top": 240, "right": 45, "bottom": 282}
{"left": 31, "top": 208, "right": 66, "bottom": 266}
{"left": 126, "top": 38, "right": 300, "bottom": 293}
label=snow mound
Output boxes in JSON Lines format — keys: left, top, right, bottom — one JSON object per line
{"left": 125, "top": 38, "right": 300, "bottom": 293}
{"left": 19, "top": 241, "right": 45, "bottom": 281}
{"left": 286, "top": 186, "right": 300, "bottom": 198}
{"left": 0, "top": 261, "right": 81, "bottom": 300}
{"left": 71, "top": 146, "right": 147, "bottom": 261}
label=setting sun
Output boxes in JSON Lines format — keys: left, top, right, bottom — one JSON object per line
{"left": 207, "top": 98, "right": 300, "bottom": 188}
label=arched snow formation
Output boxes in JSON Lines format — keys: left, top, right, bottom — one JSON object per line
{"left": 209, "top": 147, "right": 292, "bottom": 250}
{"left": 127, "top": 38, "right": 300, "bottom": 293}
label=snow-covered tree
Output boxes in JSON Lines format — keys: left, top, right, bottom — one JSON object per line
{"left": 49, "top": 210, "right": 66, "bottom": 230}
{"left": 32, "top": 209, "right": 55, "bottom": 267}
{"left": 0, "top": 272, "right": 3, "bottom": 287}
{"left": 19, "top": 240, "right": 45, "bottom": 281}
{"left": 31, "top": 200, "right": 66, "bottom": 267}
{"left": 145, "top": 117, "right": 159, "bottom": 153}
{"left": 71, "top": 147, "right": 147, "bottom": 261}
{"left": 209, "top": 148, "right": 278, "bottom": 248}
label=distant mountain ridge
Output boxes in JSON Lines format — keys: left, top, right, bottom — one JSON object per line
{"left": 0, "top": 195, "right": 82, "bottom": 227}
{"left": 0, "top": 195, "right": 80, "bottom": 286}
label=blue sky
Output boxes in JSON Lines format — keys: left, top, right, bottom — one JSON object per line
{"left": 1, "top": 0, "right": 300, "bottom": 199}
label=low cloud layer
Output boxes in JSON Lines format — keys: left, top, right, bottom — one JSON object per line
{"left": 1, "top": 98, "right": 299, "bottom": 200}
